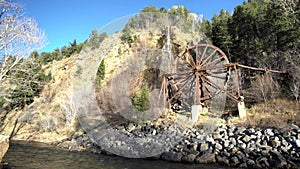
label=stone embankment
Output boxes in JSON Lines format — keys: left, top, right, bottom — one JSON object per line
{"left": 58, "top": 123, "right": 300, "bottom": 168}
{"left": 162, "top": 125, "right": 300, "bottom": 168}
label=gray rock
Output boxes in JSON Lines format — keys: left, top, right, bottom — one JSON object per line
{"left": 195, "top": 153, "right": 216, "bottom": 164}
{"left": 236, "top": 126, "right": 246, "bottom": 134}
{"left": 205, "top": 135, "right": 215, "bottom": 144}
{"left": 212, "top": 132, "right": 222, "bottom": 140}
{"left": 161, "top": 152, "right": 183, "bottom": 162}
{"left": 261, "top": 150, "right": 269, "bottom": 157}
{"left": 281, "top": 139, "right": 289, "bottom": 147}
{"left": 126, "top": 123, "right": 135, "bottom": 132}
{"left": 230, "top": 156, "right": 240, "bottom": 167}
{"left": 280, "top": 146, "right": 289, "bottom": 153}
{"left": 215, "top": 143, "right": 223, "bottom": 150}
{"left": 248, "top": 128, "right": 256, "bottom": 134}
{"left": 246, "top": 159, "right": 256, "bottom": 166}
{"left": 228, "top": 131, "right": 234, "bottom": 137}
{"left": 216, "top": 155, "right": 230, "bottom": 166}
{"left": 239, "top": 143, "right": 247, "bottom": 149}
{"left": 256, "top": 157, "right": 270, "bottom": 168}
{"left": 182, "top": 154, "right": 196, "bottom": 163}
{"left": 199, "top": 143, "right": 209, "bottom": 152}
{"left": 191, "top": 143, "right": 198, "bottom": 151}
{"left": 255, "top": 130, "right": 262, "bottom": 138}
{"left": 231, "top": 147, "right": 238, "bottom": 154}
{"left": 250, "top": 134, "right": 257, "bottom": 140}
{"left": 283, "top": 131, "right": 291, "bottom": 138}
{"left": 265, "top": 128, "right": 274, "bottom": 136}
{"left": 269, "top": 150, "right": 287, "bottom": 168}
{"left": 239, "top": 162, "right": 247, "bottom": 168}
{"left": 224, "top": 140, "right": 230, "bottom": 147}
{"left": 223, "top": 150, "right": 231, "bottom": 157}
{"left": 229, "top": 137, "right": 237, "bottom": 145}
{"left": 242, "top": 135, "right": 251, "bottom": 143}
{"left": 236, "top": 151, "right": 246, "bottom": 160}
{"left": 291, "top": 124, "right": 299, "bottom": 130}
{"left": 295, "top": 139, "right": 300, "bottom": 148}
{"left": 270, "top": 140, "right": 281, "bottom": 147}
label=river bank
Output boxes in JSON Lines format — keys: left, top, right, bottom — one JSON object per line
{"left": 44, "top": 122, "right": 300, "bottom": 169}
{"left": 2, "top": 141, "right": 228, "bottom": 169}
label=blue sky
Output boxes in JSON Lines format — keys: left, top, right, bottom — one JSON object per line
{"left": 17, "top": 0, "right": 244, "bottom": 52}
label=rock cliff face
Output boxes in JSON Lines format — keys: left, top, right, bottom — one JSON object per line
{"left": 0, "top": 24, "right": 205, "bottom": 147}
{"left": 9, "top": 56, "right": 80, "bottom": 144}
{"left": 0, "top": 135, "right": 9, "bottom": 163}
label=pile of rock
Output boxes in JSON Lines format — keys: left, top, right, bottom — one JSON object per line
{"left": 61, "top": 121, "right": 300, "bottom": 168}
{"left": 162, "top": 125, "right": 300, "bottom": 168}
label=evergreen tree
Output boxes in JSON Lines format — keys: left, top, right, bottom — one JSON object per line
{"left": 132, "top": 84, "right": 150, "bottom": 111}
{"left": 211, "top": 9, "right": 233, "bottom": 58}
{"left": 88, "top": 30, "right": 108, "bottom": 49}
{"left": 200, "top": 19, "right": 212, "bottom": 42}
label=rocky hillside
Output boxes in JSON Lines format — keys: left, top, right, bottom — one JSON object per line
{"left": 0, "top": 15, "right": 205, "bottom": 146}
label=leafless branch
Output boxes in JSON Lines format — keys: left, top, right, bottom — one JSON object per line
{"left": 0, "top": 0, "right": 47, "bottom": 81}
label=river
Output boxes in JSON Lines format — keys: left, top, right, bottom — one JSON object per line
{"left": 2, "top": 141, "right": 229, "bottom": 169}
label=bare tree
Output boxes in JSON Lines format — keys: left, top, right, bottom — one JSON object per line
{"left": 0, "top": 0, "right": 46, "bottom": 81}
{"left": 283, "top": 50, "right": 300, "bottom": 103}
{"left": 247, "top": 74, "right": 281, "bottom": 103}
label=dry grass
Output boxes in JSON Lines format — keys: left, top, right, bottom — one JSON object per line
{"left": 229, "top": 99, "right": 300, "bottom": 129}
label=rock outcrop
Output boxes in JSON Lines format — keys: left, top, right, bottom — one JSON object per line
{"left": 0, "top": 135, "right": 9, "bottom": 163}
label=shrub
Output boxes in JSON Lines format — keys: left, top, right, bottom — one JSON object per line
{"left": 132, "top": 84, "right": 150, "bottom": 111}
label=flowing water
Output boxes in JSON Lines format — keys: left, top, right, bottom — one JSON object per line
{"left": 2, "top": 141, "right": 229, "bottom": 169}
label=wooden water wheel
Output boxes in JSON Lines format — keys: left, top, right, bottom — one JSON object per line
{"left": 159, "top": 44, "right": 281, "bottom": 112}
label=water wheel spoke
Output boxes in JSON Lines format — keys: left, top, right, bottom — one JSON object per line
{"left": 169, "top": 70, "right": 193, "bottom": 76}
{"left": 166, "top": 91, "right": 182, "bottom": 106}
{"left": 204, "top": 76, "right": 238, "bottom": 101}
{"left": 206, "top": 67, "right": 228, "bottom": 73}
{"left": 182, "top": 100, "right": 190, "bottom": 108}
{"left": 195, "top": 46, "right": 200, "bottom": 65}
{"left": 201, "top": 48, "right": 218, "bottom": 66}
{"left": 202, "top": 75, "right": 225, "bottom": 92}
{"left": 178, "top": 74, "right": 195, "bottom": 92}
{"left": 187, "top": 76, "right": 196, "bottom": 99}
{"left": 202, "top": 55, "right": 226, "bottom": 68}
{"left": 200, "top": 44, "right": 208, "bottom": 62}
{"left": 167, "top": 44, "right": 232, "bottom": 111}
{"left": 175, "top": 73, "right": 194, "bottom": 85}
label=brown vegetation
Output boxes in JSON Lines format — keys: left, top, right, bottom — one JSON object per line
{"left": 229, "top": 99, "right": 300, "bottom": 129}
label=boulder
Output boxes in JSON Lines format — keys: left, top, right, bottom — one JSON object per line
{"left": 161, "top": 152, "right": 183, "bottom": 162}
{"left": 199, "top": 143, "right": 209, "bottom": 152}
{"left": 216, "top": 155, "right": 230, "bottom": 166}
{"left": 195, "top": 153, "right": 216, "bottom": 164}
{"left": 295, "top": 139, "right": 300, "bottom": 148}
{"left": 242, "top": 135, "right": 251, "bottom": 143}
{"left": 182, "top": 154, "right": 196, "bottom": 163}
{"left": 269, "top": 150, "right": 287, "bottom": 168}
{"left": 230, "top": 156, "right": 240, "bottom": 167}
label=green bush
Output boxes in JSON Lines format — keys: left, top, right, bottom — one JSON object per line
{"left": 132, "top": 84, "right": 150, "bottom": 111}
{"left": 95, "top": 60, "right": 105, "bottom": 87}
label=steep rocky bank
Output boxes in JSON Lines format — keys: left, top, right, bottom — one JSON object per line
{"left": 53, "top": 121, "right": 300, "bottom": 168}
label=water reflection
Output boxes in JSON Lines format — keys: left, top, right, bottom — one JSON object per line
{"left": 3, "top": 141, "right": 228, "bottom": 169}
